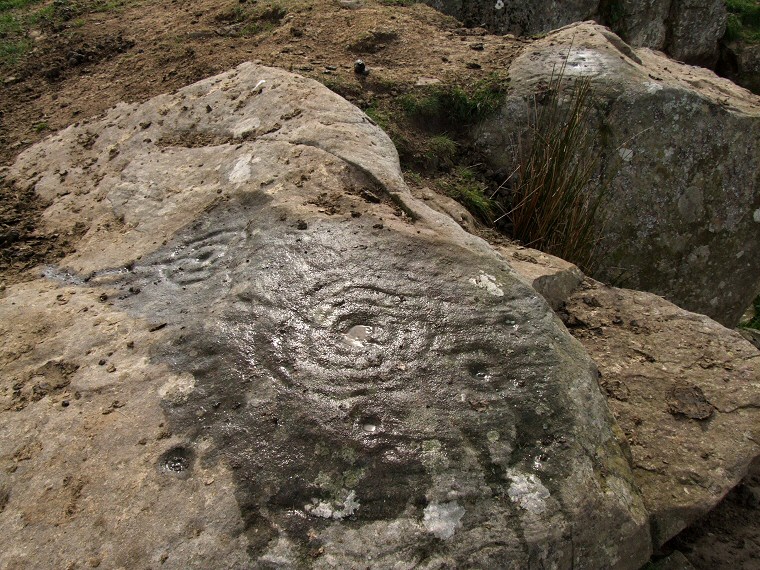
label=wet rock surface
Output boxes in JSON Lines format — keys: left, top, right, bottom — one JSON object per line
{"left": 1, "top": 64, "right": 651, "bottom": 568}
{"left": 476, "top": 22, "right": 760, "bottom": 327}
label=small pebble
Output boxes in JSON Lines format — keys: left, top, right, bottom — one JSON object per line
{"left": 354, "top": 59, "right": 369, "bottom": 76}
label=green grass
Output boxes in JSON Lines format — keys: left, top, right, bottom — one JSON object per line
{"left": 0, "top": 36, "right": 28, "bottom": 63}
{"left": 443, "top": 167, "right": 495, "bottom": 222}
{"left": 725, "top": 0, "right": 760, "bottom": 43}
{"left": 423, "top": 135, "right": 457, "bottom": 171}
{"left": 0, "top": 0, "right": 43, "bottom": 12}
{"left": 399, "top": 75, "right": 506, "bottom": 130}
{"left": 0, "top": 0, "right": 128, "bottom": 65}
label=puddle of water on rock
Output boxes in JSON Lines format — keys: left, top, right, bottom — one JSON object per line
{"left": 343, "top": 325, "right": 374, "bottom": 348}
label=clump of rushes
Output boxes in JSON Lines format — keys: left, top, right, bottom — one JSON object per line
{"left": 495, "top": 67, "right": 607, "bottom": 272}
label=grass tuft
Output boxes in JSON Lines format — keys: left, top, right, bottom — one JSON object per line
{"left": 423, "top": 135, "right": 457, "bottom": 171}
{"left": 443, "top": 167, "right": 494, "bottom": 221}
{"left": 741, "top": 294, "right": 760, "bottom": 329}
{"left": 493, "top": 67, "right": 608, "bottom": 272}
{"left": 400, "top": 76, "right": 506, "bottom": 130}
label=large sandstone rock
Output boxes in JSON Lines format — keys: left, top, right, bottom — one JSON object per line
{"left": 0, "top": 64, "right": 651, "bottom": 568}
{"left": 475, "top": 22, "right": 760, "bottom": 327}
{"left": 420, "top": 0, "right": 726, "bottom": 67}
{"left": 561, "top": 278, "right": 760, "bottom": 547}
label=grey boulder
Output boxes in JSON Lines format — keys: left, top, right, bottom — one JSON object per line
{"left": 419, "top": 0, "right": 727, "bottom": 67}
{"left": 475, "top": 22, "right": 760, "bottom": 327}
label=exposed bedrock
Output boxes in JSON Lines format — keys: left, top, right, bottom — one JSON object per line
{"left": 420, "top": 0, "right": 727, "bottom": 67}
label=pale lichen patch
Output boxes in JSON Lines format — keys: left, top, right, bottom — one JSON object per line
{"left": 423, "top": 501, "right": 465, "bottom": 539}
{"left": 507, "top": 471, "right": 550, "bottom": 514}
{"left": 469, "top": 273, "right": 504, "bottom": 297}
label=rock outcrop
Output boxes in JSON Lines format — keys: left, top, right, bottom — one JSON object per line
{"left": 420, "top": 0, "right": 727, "bottom": 67}
{"left": 475, "top": 22, "right": 760, "bottom": 327}
{"left": 606, "top": 0, "right": 727, "bottom": 67}
{"left": 422, "top": 0, "right": 598, "bottom": 38}
{"left": 411, "top": 190, "right": 760, "bottom": 551}
{"left": 1, "top": 63, "right": 652, "bottom": 568}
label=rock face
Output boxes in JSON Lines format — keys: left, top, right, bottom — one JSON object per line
{"left": 720, "top": 41, "right": 760, "bottom": 95}
{"left": 422, "top": 0, "right": 598, "bottom": 37}
{"left": 607, "top": 0, "right": 728, "bottom": 66}
{"left": 1, "top": 64, "right": 651, "bottom": 568}
{"left": 425, "top": 201, "right": 760, "bottom": 550}
{"left": 420, "top": 0, "right": 727, "bottom": 67}
{"left": 475, "top": 22, "right": 760, "bottom": 327}
{"left": 561, "top": 278, "right": 760, "bottom": 547}
{"left": 362, "top": 188, "right": 760, "bottom": 562}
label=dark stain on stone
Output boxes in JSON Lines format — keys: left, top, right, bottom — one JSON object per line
{"left": 85, "top": 188, "right": 603, "bottom": 560}
{"left": 667, "top": 383, "right": 714, "bottom": 420}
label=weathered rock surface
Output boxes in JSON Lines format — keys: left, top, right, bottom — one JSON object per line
{"left": 420, "top": 0, "right": 726, "bottom": 66}
{"left": 720, "top": 41, "right": 760, "bottom": 95}
{"left": 400, "top": 193, "right": 760, "bottom": 552}
{"left": 561, "top": 278, "right": 760, "bottom": 547}
{"left": 475, "top": 22, "right": 760, "bottom": 327}
{"left": 497, "top": 245, "right": 585, "bottom": 311}
{"left": 1, "top": 64, "right": 651, "bottom": 568}
{"left": 422, "top": 0, "right": 598, "bottom": 38}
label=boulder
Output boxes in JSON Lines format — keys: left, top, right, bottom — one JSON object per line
{"left": 475, "top": 22, "right": 760, "bottom": 327}
{"left": 720, "top": 41, "right": 760, "bottom": 95}
{"left": 406, "top": 187, "right": 585, "bottom": 310}
{"left": 496, "top": 245, "right": 585, "bottom": 311}
{"left": 665, "top": 0, "right": 727, "bottom": 66}
{"left": 421, "top": 0, "right": 598, "bottom": 38}
{"left": 395, "top": 193, "right": 760, "bottom": 551}
{"left": 607, "top": 0, "right": 728, "bottom": 67}
{"left": 560, "top": 277, "right": 760, "bottom": 547}
{"left": 1, "top": 63, "right": 651, "bottom": 568}
{"left": 419, "top": 0, "right": 727, "bottom": 67}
